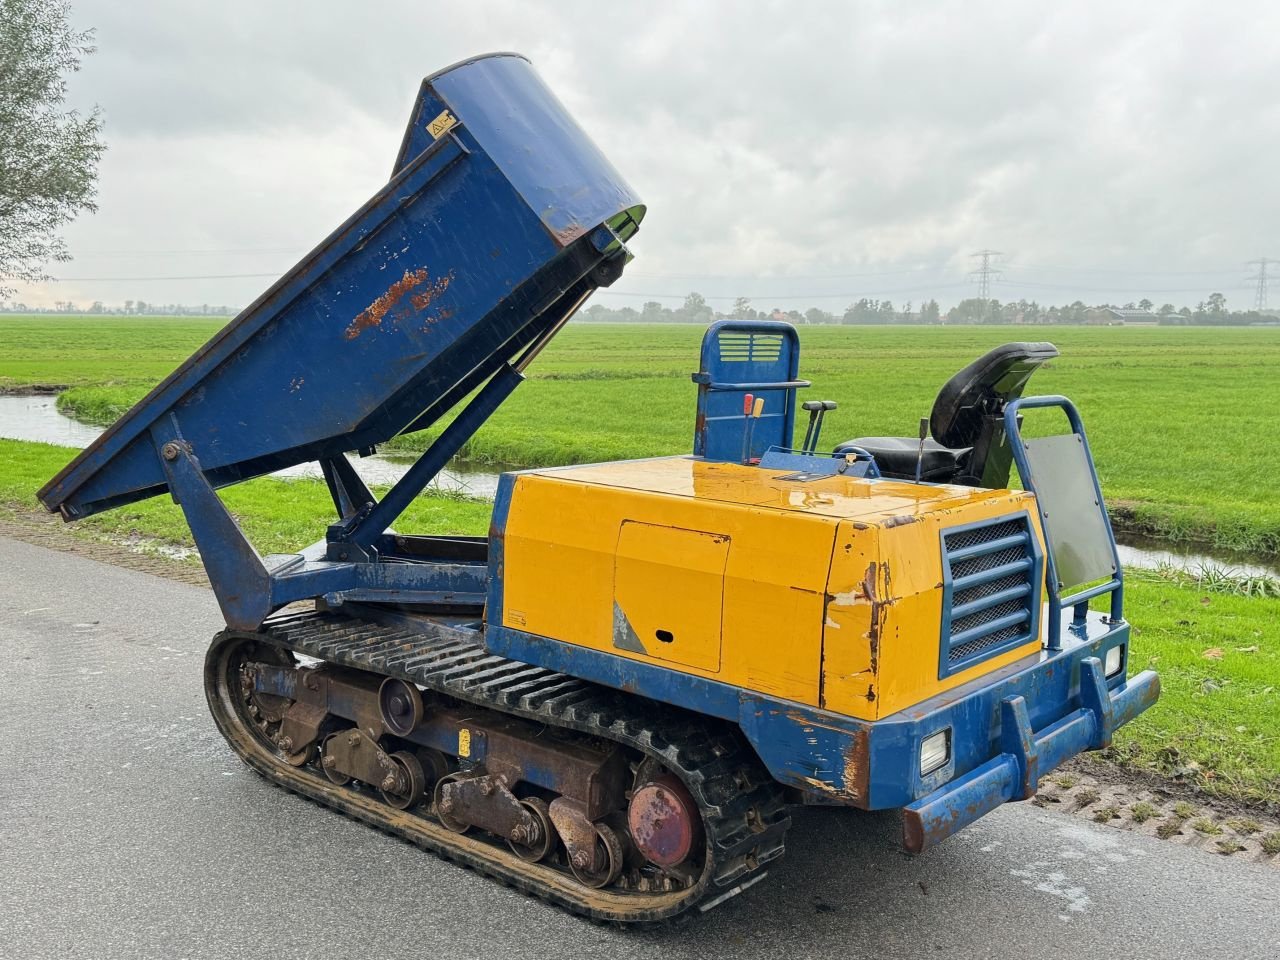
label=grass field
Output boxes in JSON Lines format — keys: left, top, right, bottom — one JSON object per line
{"left": 0, "top": 316, "right": 220, "bottom": 390}
{"left": 2, "top": 316, "right": 1278, "bottom": 803}
{"left": 4, "top": 316, "right": 1278, "bottom": 553}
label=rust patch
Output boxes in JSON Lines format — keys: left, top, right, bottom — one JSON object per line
{"left": 861, "top": 562, "right": 879, "bottom": 603}
{"left": 863, "top": 560, "right": 894, "bottom": 676}
{"left": 410, "top": 273, "right": 452, "bottom": 311}
{"left": 842, "top": 728, "right": 871, "bottom": 802}
{"left": 344, "top": 267, "right": 453, "bottom": 340}
{"left": 550, "top": 219, "right": 588, "bottom": 247}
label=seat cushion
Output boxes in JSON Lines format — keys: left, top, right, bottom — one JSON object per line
{"left": 834, "top": 436, "right": 970, "bottom": 481}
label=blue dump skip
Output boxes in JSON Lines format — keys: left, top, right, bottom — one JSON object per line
{"left": 40, "top": 53, "right": 643, "bottom": 520}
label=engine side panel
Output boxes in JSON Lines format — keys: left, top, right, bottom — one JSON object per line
{"left": 497, "top": 473, "right": 838, "bottom": 706}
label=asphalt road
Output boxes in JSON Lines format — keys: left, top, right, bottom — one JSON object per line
{"left": 1, "top": 536, "right": 1276, "bottom": 960}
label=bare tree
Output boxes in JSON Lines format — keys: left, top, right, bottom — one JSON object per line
{"left": 0, "top": 0, "right": 104, "bottom": 297}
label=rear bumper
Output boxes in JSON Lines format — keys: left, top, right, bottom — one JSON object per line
{"left": 738, "top": 610, "right": 1158, "bottom": 850}
{"left": 901, "top": 656, "right": 1159, "bottom": 852}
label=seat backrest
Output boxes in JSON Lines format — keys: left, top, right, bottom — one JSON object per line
{"left": 930, "top": 342, "right": 1059, "bottom": 449}
{"left": 692, "top": 321, "right": 805, "bottom": 462}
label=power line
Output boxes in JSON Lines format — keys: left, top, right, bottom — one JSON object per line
{"left": 1001, "top": 279, "right": 1230, "bottom": 295}
{"left": 997, "top": 261, "right": 1243, "bottom": 277}
{"left": 593, "top": 282, "right": 972, "bottom": 301}
{"left": 1245, "top": 258, "right": 1277, "bottom": 311}
{"left": 626, "top": 266, "right": 939, "bottom": 282}
{"left": 48, "top": 272, "right": 282, "bottom": 282}
{"left": 68, "top": 245, "right": 303, "bottom": 259}
{"left": 43, "top": 270, "right": 970, "bottom": 299}
{"left": 969, "top": 249, "right": 1002, "bottom": 300}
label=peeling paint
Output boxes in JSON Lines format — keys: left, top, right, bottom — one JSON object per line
{"left": 861, "top": 561, "right": 878, "bottom": 602}
{"left": 611, "top": 601, "right": 647, "bottom": 654}
{"left": 344, "top": 267, "right": 454, "bottom": 340}
{"left": 882, "top": 513, "right": 920, "bottom": 528}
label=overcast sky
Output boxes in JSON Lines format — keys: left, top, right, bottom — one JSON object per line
{"left": 15, "top": 0, "right": 1280, "bottom": 312}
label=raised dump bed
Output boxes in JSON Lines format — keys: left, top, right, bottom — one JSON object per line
{"left": 40, "top": 53, "right": 643, "bottom": 522}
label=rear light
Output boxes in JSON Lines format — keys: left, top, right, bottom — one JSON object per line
{"left": 1104, "top": 644, "right": 1125, "bottom": 679}
{"left": 920, "top": 729, "right": 951, "bottom": 776}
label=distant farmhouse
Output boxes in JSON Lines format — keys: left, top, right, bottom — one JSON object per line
{"left": 1086, "top": 307, "right": 1159, "bottom": 326}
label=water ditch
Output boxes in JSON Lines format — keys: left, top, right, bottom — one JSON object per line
{"left": 0, "top": 394, "right": 506, "bottom": 498}
{"left": 4, "top": 393, "right": 1277, "bottom": 579}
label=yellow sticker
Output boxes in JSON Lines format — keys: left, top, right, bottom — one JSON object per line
{"left": 458, "top": 728, "right": 471, "bottom": 758}
{"left": 427, "top": 109, "right": 458, "bottom": 140}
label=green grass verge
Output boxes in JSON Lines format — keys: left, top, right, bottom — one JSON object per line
{"left": 0, "top": 316, "right": 223, "bottom": 391}
{"left": 3, "top": 434, "right": 1276, "bottom": 804}
{"left": 6, "top": 318, "right": 1278, "bottom": 554}
{"left": 1111, "top": 572, "right": 1280, "bottom": 804}
{"left": 0, "top": 439, "right": 491, "bottom": 557}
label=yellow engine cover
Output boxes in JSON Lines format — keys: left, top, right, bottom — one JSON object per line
{"left": 498, "top": 457, "right": 1045, "bottom": 720}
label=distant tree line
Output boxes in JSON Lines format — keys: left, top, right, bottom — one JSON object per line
{"left": 0, "top": 299, "right": 239, "bottom": 316}
{"left": 944, "top": 293, "right": 1275, "bottom": 326}
{"left": 3, "top": 290, "right": 1275, "bottom": 326}
{"left": 581, "top": 292, "right": 943, "bottom": 325}
{"left": 578, "top": 291, "right": 1277, "bottom": 326}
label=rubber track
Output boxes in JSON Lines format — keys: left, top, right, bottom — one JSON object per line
{"left": 206, "top": 610, "right": 791, "bottom": 922}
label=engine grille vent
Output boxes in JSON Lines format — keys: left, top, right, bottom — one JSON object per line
{"left": 717, "top": 331, "right": 783, "bottom": 363}
{"left": 939, "top": 515, "right": 1042, "bottom": 677}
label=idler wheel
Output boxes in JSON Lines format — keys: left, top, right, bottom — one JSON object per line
{"left": 414, "top": 747, "right": 452, "bottom": 790}
{"left": 433, "top": 773, "right": 472, "bottom": 833}
{"left": 378, "top": 677, "right": 423, "bottom": 736}
{"left": 568, "top": 822, "right": 624, "bottom": 889}
{"left": 280, "top": 742, "right": 316, "bottom": 768}
{"left": 507, "top": 797, "right": 556, "bottom": 863}
{"left": 627, "top": 773, "right": 703, "bottom": 869}
{"left": 380, "top": 750, "right": 426, "bottom": 810}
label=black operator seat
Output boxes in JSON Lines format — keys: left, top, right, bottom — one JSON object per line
{"left": 835, "top": 341, "right": 1059, "bottom": 487}
{"left": 840, "top": 436, "right": 970, "bottom": 482}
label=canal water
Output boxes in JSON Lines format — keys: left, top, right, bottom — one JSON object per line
{"left": 0, "top": 394, "right": 505, "bottom": 499}
{"left": 4, "top": 394, "right": 1277, "bottom": 579}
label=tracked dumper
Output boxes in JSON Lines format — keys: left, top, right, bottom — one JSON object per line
{"left": 40, "top": 54, "right": 1158, "bottom": 922}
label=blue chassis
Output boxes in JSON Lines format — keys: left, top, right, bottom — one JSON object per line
{"left": 484, "top": 616, "right": 1157, "bottom": 849}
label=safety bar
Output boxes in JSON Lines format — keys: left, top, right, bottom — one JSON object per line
{"left": 902, "top": 657, "right": 1160, "bottom": 853}
{"left": 1004, "top": 395, "right": 1124, "bottom": 650}
{"left": 689, "top": 375, "right": 811, "bottom": 391}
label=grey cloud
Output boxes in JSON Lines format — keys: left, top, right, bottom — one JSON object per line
{"left": 19, "top": 0, "right": 1280, "bottom": 310}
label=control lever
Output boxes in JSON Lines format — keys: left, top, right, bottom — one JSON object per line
{"left": 806, "top": 400, "right": 837, "bottom": 454}
{"left": 742, "top": 396, "right": 765, "bottom": 464}
{"left": 800, "top": 400, "right": 824, "bottom": 453}
{"left": 740, "top": 394, "right": 754, "bottom": 464}
{"left": 914, "top": 417, "right": 929, "bottom": 483}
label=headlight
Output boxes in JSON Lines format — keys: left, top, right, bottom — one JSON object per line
{"left": 920, "top": 729, "right": 951, "bottom": 776}
{"left": 1104, "top": 644, "right": 1125, "bottom": 678}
